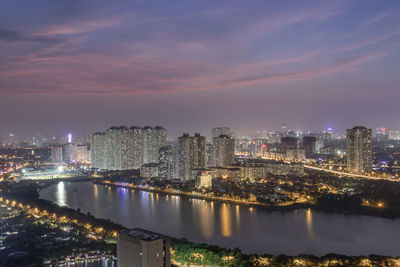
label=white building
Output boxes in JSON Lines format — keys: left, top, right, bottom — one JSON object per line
{"left": 195, "top": 171, "right": 212, "bottom": 189}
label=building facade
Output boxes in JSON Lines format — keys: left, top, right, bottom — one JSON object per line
{"left": 175, "top": 133, "right": 207, "bottom": 180}
{"left": 117, "top": 229, "right": 171, "bottom": 267}
{"left": 91, "top": 126, "right": 166, "bottom": 170}
{"left": 346, "top": 126, "right": 372, "bottom": 174}
{"left": 158, "top": 145, "right": 174, "bottom": 180}
{"left": 50, "top": 146, "right": 63, "bottom": 163}
{"left": 211, "top": 127, "right": 232, "bottom": 138}
{"left": 303, "top": 136, "right": 316, "bottom": 157}
{"left": 212, "top": 135, "right": 235, "bottom": 167}
{"left": 195, "top": 171, "right": 213, "bottom": 189}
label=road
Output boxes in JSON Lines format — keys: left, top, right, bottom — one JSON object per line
{"left": 304, "top": 165, "right": 396, "bottom": 181}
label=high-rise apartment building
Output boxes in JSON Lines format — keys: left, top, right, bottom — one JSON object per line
{"left": 158, "top": 145, "right": 174, "bottom": 180}
{"left": 175, "top": 133, "right": 207, "bottom": 180}
{"left": 91, "top": 132, "right": 106, "bottom": 169}
{"left": 50, "top": 146, "right": 63, "bottom": 163}
{"left": 281, "top": 136, "right": 298, "bottom": 154}
{"left": 191, "top": 133, "right": 207, "bottom": 169}
{"left": 63, "top": 143, "right": 90, "bottom": 163}
{"left": 104, "top": 126, "right": 131, "bottom": 170}
{"left": 143, "top": 126, "right": 167, "bottom": 164}
{"left": 212, "top": 135, "right": 235, "bottom": 167}
{"left": 117, "top": 229, "right": 171, "bottom": 267}
{"left": 91, "top": 126, "right": 167, "bottom": 170}
{"left": 211, "top": 127, "right": 232, "bottom": 138}
{"left": 206, "top": 143, "right": 214, "bottom": 168}
{"left": 303, "top": 136, "right": 316, "bottom": 157}
{"left": 346, "top": 126, "right": 372, "bottom": 174}
{"left": 176, "top": 133, "right": 191, "bottom": 180}
{"left": 130, "top": 126, "right": 144, "bottom": 168}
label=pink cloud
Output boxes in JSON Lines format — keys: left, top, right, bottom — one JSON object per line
{"left": 37, "top": 15, "right": 128, "bottom": 36}
{"left": 0, "top": 46, "right": 386, "bottom": 96}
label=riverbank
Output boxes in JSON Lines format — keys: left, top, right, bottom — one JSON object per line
{"left": 3, "top": 180, "right": 400, "bottom": 266}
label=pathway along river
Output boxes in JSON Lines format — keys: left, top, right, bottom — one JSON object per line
{"left": 39, "top": 181, "right": 400, "bottom": 256}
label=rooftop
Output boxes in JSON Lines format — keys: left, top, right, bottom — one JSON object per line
{"left": 119, "top": 228, "right": 167, "bottom": 241}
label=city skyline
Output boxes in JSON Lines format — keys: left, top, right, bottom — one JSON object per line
{"left": 1, "top": 0, "right": 400, "bottom": 138}
{"left": 3, "top": 1, "right": 400, "bottom": 265}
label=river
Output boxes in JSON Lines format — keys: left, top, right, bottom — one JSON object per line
{"left": 39, "top": 181, "right": 400, "bottom": 256}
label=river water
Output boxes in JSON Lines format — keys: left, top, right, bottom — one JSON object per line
{"left": 39, "top": 181, "right": 400, "bottom": 256}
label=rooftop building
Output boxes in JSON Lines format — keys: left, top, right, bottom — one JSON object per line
{"left": 117, "top": 228, "right": 170, "bottom": 267}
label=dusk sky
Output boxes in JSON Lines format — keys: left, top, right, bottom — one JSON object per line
{"left": 1, "top": 0, "right": 400, "bottom": 139}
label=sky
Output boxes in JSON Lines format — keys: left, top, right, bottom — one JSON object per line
{"left": 1, "top": 0, "right": 400, "bottom": 139}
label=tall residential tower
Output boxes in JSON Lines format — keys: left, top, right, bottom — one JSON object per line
{"left": 346, "top": 126, "right": 372, "bottom": 174}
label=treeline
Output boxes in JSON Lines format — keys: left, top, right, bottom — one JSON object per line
{"left": 171, "top": 238, "right": 400, "bottom": 266}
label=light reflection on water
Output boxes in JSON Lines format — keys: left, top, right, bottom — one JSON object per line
{"left": 56, "top": 181, "right": 66, "bottom": 206}
{"left": 306, "top": 208, "right": 314, "bottom": 239}
{"left": 40, "top": 181, "right": 400, "bottom": 256}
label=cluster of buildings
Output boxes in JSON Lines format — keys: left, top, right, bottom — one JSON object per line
{"left": 0, "top": 132, "right": 85, "bottom": 149}
{"left": 375, "top": 127, "right": 400, "bottom": 141}
{"left": 89, "top": 126, "right": 306, "bottom": 186}
{"left": 235, "top": 125, "right": 333, "bottom": 160}
{"left": 90, "top": 126, "right": 237, "bottom": 182}
{"left": 235, "top": 124, "right": 374, "bottom": 175}
{"left": 90, "top": 126, "right": 167, "bottom": 170}
{"left": 50, "top": 143, "right": 90, "bottom": 164}
{"left": 1, "top": 123, "right": 382, "bottom": 180}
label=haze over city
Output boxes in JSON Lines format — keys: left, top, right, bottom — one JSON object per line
{"left": 1, "top": 0, "right": 400, "bottom": 138}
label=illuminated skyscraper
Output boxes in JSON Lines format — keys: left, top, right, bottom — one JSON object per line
{"left": 105, "top": 126, "right": 131, "bottom": 170}
{"left": 191, "top": 133, "right": 207, "bottom": 169}
{"left": 130, "top": 126, "right": 144, "bottom": 169}
{"left": 67, "top": 133, "right": 72, "bottom": 143}
{"left": 176, "top": 133, "right": 191, "bottom": 180}
{"left": 212, "top": 135, "right": 235, "bottom": 167}
{"left": 159, "top": 145, "right": 174, "bottom": 180}
{"left": 346, "top": 126, "right": 372, "bottom": 174}
{"left": 91, "top": 132, "right": 106, "bottom": 169}
{"left": 175, "top": 133, "right": 207, "bottom": 180}
{"left": 143, "top": 126, "right": 167, "bottom": 164}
